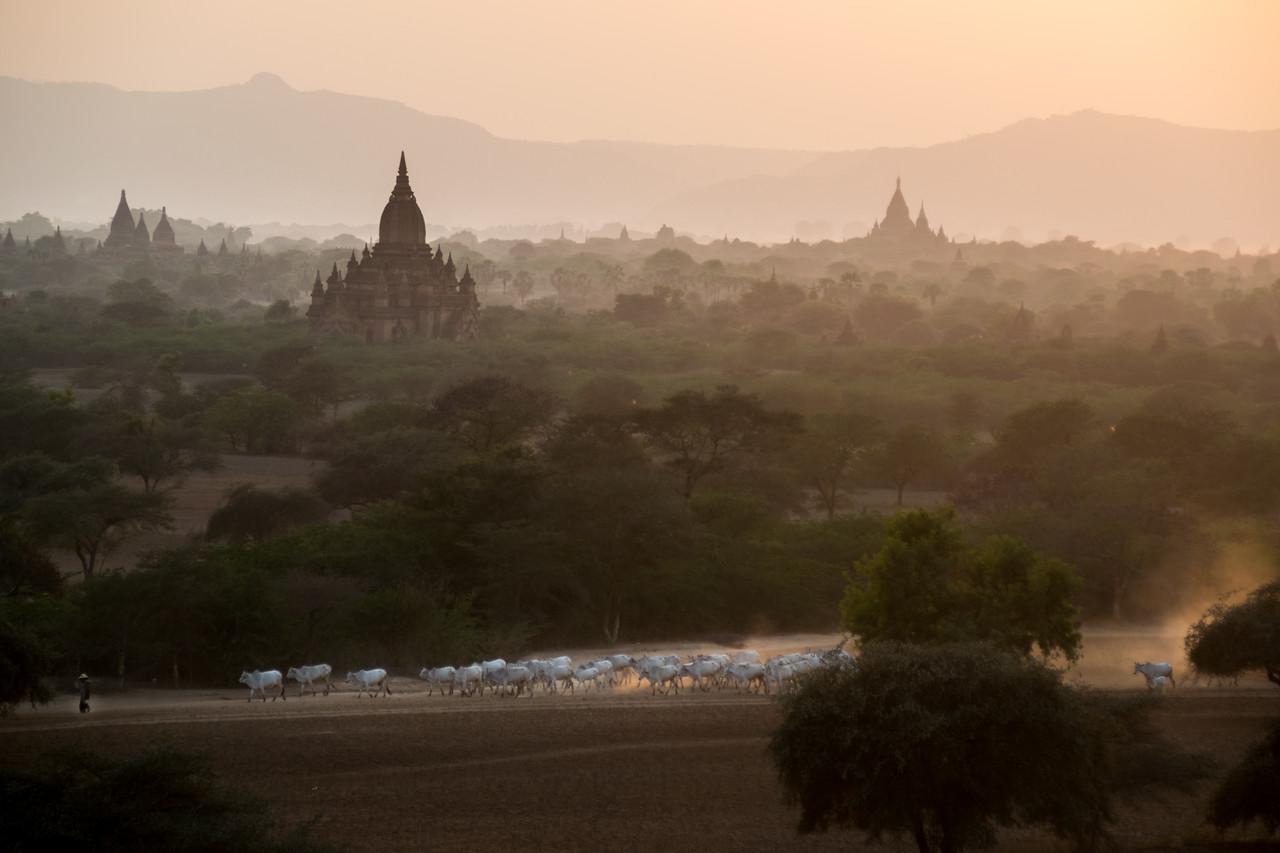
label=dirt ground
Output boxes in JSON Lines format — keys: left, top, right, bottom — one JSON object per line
{"left": 3, "top": 647, "right": 1278, "bottom": 852}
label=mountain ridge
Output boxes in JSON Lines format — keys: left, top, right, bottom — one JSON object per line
{"left": 1, "top": 74, "right": 1275, "bottom": 246}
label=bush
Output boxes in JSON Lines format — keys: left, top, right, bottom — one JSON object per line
{"left": 770, "top": 643, "right": 1209, "bottom": 853}
{"left": 770, "top": 644, "right": 1112, "bottom": 852}
{"left": 1209, "top": 717, "right": 1280, "bottom": 835}
{"left": 0, "top": 747, "right": 341, "bottom": 852}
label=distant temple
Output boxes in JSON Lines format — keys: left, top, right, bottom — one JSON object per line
{"left": 307, "top": 152, "right": 479, "bottom": 342}
{"left": 868, "top": 178, "right": 949, "bottom": 246}
{"left": 103, "top": 190, "right": 183, "bottom": 253}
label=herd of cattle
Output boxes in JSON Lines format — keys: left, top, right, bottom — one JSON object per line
{"left": 236, "top": 648, "right": 856, "bottom": 702}
{"left": 236, "top": 654, "right": 1179, "bottom": 703}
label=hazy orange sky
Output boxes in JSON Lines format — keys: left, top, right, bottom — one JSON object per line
{"left": 1, "top": 0, "right": 1277, "bottom": 150}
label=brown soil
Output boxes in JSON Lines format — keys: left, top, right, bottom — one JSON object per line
{"left": 3, "top": 685, "right": 1277, "bottom": 853}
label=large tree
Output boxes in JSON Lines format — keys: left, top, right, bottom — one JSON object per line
{"left": 1185, "top": 581, "right": 1280, "bottom": 687}
{"left": 841, "top": 509, "right": 1082, "bottom": 661}
{"left": 770, "top": 644, "right": 1113, "bottom": 853}
{"left": 23, "top": 481, "right": 171, "bottom": 579}
{"left": 876, "top": 425, "right": 949, "bottom": 506}
{"left": 788, "top": 412, "right": 880, "bottom": 519}
{"left": 637, "top": 385, "right": 801, "bottom": 499}
{"left": 84, "top": 412, "right": 221, "bottom": 493}
{"left": 429, "top": 376, "right": 557, "bottom": 454}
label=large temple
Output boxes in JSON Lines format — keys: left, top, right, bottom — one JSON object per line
{"left": 103, "top": 190, "right": 181, "bottom": 253}
{"left": 868, "top": 178, "right": 949, "bottom": 246}
{"left": 306, "top": 153, "right": 479, "bottom": 342}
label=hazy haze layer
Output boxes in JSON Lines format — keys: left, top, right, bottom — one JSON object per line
{"left": 1, "top": 74, "right": 1276, "bottom": 247}
{"left": 1, "top": 0, "right": 1276, "bottom": 151}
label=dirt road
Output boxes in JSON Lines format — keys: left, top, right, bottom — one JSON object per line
{"left": 3, "top": 683, "right": 1277, "bottom": 852}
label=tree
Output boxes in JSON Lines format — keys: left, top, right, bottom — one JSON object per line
{"left": 86, "top": 413, "right": 221, "bottom": 493}
{"left": 841, "top": 509, "right": 1082, "bottom": 661}
{"left": 540, "top": 464, "right": 688, "bottom": 643}
{"left": 203, "top": 387, "right": 302, "bottom": 454}
{"left": 1185, "top": 582, "right": 1280, "bottom": 687}
{"left": 991, "top": 398, "right": 1094, "bottom": 467}
{"left": 0, "top": 519, "right": 61, "bottom": 596}
{"left": 0, "top": 747, "right": 341, "bottom": 852}
{"left": 877, "top": 425, "right": 949, "bottom": 506}
{"left": 285, "top": 359, "right": 345, "bottom": 417}
{"left": 636, "top": 385, "right": 801, "bottom": 499}
{"left": 23, "top": 482, "right": 171, "bottom": 578}
{"left": 315, "top": 427, "right": 457, "bottom": 508}
{"left": 0, "top": 612, "right": 54, "bottom": 714}
{"left": 1150, "top": 324, "right": 1168, "bottom": 354}
{"left": 429, "top": 376, "right": 557, "bottom": 454}
{"left": 788, "top": 413, "right": 880, "bottom": 519}
{"left": 205, "top": 485, "right": 330, "bottom": 544}
{"left": 922, "top": 281, "right": 943, "bottom": 308}
{"left": 769, "top": 644, "right": 1113, "bottom": 853}
{"left": 1208, "top": 717, "right": 1280, "bottom": 835}
{"left": 512, "top": 270, "right": 534, "bottom": 305}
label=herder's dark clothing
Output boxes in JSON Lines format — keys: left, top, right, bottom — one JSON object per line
{"left": 78, "top": 680, "right": 90, "bottom": 713}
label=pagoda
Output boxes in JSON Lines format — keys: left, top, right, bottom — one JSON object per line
{"left": 307, "top": 152, "right": 478, "bottom": 342}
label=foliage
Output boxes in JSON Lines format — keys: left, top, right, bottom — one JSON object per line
{"left": 0, "top": 607, "right": 55, "bottom": 714}
{"left": 1208, "top": 716, "right": 1280, "bottom": 835}
{"left": 1185, "top": 582, "right": 1280, "bottom": 687}
{"left": 205, "top": 485, "right": 330, "bottom": 544}
{"left": 875, "top": 425, "right": 950, "bottom": 505}
{"left": 203, "top": 387, "right": 302, "bottom": 454}
{"left": 428, "top": 375, "right": 557, "bottom": 454}
{"left": 841, "top": 509, "right": 1082, "bottom": 660}
{"left": 769, "top": 644, "right": 1112, "bottom": 852}
{"left": 636, "top": 384, "right": 801, "bottom": 499}
{"left": 0, "top": 747, "right": 342, "bottom": 852}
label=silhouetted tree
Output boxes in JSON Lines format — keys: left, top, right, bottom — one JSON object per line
{"left": 637, "top": 385, "right": 801, "bottom": 499}
{"left": 1186, "top": 582, "right": 1280, "bottom": 687}
{"left": 1150, "top": 324, "right": 1168, "bottom": 354}
{"left": 770, "top": 644, "right": 1111, "bottom": 852}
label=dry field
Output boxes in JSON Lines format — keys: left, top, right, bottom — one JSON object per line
{"left": 3, "top": 633, "right": 1278, "bottom": 853}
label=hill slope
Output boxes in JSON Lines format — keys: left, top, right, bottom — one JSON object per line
{"left": 1, "top": 74, "right": 1275, "bottom": 246}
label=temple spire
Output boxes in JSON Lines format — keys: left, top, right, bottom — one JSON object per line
{"left": 399, "top": 150, "right": 407, "bottom": 177}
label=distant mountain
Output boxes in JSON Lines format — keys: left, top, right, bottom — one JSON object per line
{"left": 1, "top": 74, "right": 1276, "bottom": 247}
{"left": 656, "top": 110, "right": 1280, "bottom": 247}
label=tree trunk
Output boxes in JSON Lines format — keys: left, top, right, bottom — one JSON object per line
{"left": 117, "top": 631, "right": 127, "bottom": 690}
{"left": 896, "top": 481, "right": 906, "bottom": 506}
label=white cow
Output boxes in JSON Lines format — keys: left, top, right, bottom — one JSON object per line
{"left": 575, "top": 665, "right": 602, "bottom": 691}
{"left": 638, "top": 664, "right": 680, "bottom": 695}
{"left": 547, "top": 662, "right": 575, "bottom": 694}
{"left": 454, "top": 664, "right": 483, "bottom": 696}
{"left": 346, "top": 668, "right": 391, "bottom": 698}
{"left": 419, "top": 666, "right": 457, "bottom": 696}
{"left": 286, "top": 664, "right": 333, "bottom": 697}
{"left": 1134, "top": 662, "right": 1176, "bottom": 689}
{"left": 590, "top": 659, "right": 615, "bottom": 687}
{"left": 681, "top": 658, "right": 723, "bottom": 691}
{"left": 725, "top": 662, "right": 767, "bottom": 693}
{"left": 239, "top": 669, "right": 285, "bottom": 703}
{"left": 1149, "top": 675, "right": 1173, "bottom": 692}
{"left": 480, "top": 659, "right": 507, "bottom": 694}
{"left": 495, "top": 664, "right": 534, "bottom": 697}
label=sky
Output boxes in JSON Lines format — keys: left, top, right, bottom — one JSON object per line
{"left": 1, "top": 0, "right": 1277, "bottom": 151}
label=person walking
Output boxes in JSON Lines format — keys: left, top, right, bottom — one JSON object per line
{"left": 77, "top": 674, "right": 91, "bottom": 713}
